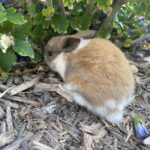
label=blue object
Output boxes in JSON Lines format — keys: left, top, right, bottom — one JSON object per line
{"left": 135, "top": 123, "right": 149, "bottom": 140}
{"left": 138, "top": 21, "right": 147, "bottom": 27}
{"left": 130, "top": 43, "right": 142, "bottom": 50}
{"left": 0, "top": 0, "right": 16, "bottom": 7}
{"left": 134, "top": 117, "right": 149, "bottom": 140}
{"left": 146, "top": 38, "right": 150, "bottom": 43}
{"left": 146, "top": 50, "right": 150, "bottom": 56}
{"left": 134, "top": 51, "right": 143, "bottom": 57}
{"left": 146, "top": 82, "right": 150, "bottom": 89}
{"left": 0, "top": 0, "right": 8, "bottom": 5}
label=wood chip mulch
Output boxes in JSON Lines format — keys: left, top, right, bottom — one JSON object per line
{"left": 0, "top": 54, "right": 150, "bottom": 150}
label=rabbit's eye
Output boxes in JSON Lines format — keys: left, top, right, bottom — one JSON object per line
{"left": 48, "top": 51, "right": 53, "bottom": 56}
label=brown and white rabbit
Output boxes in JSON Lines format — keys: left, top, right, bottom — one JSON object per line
{"left": 44, "top": 31, "right": 135, "bottom": 123}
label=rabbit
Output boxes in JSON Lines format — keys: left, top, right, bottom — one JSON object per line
{"left": 73, "top": 30, "right": 97, "bottom": 39}
{"left": 44, "top": 31, "right": 135, "bottom": 123}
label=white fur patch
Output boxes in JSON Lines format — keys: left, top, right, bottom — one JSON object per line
{"left": 73, "top": 38, "right": 90, "bottom": 54}
{"left": 106, "top": 111, "right": 123, "bottom": 123}
{"left": 64, "top": 84, "right": 120, "bottom": 123}
{"left": 64, "top": 84, "right": 133, "bottom": 123}
{"left": 64, "top": 84, "right": 92, "bottom": 110}
{"left": 118, "top": 95, "right": 134, "bottom": 112}
{"left": 106, "top": 100, "right": 116, "bottom": 109}
{"left": 51, "top": 53, "right": 66, "bottom": 80}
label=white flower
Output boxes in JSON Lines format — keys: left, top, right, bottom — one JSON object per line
{"left": 0, "top": 34, "right": 14, "bottom": 53}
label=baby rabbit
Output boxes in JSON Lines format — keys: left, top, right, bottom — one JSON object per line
{"left": 44, "top": 31, "right": 135, "bottom": 123}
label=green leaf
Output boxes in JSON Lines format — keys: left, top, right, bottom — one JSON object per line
{"left": 13, "top": 41, "right": 34, "bottom": 58}
{"left": 118, "top": 22, "right": 124, "bottom": 29}
{"left": 5, "top": 7, "right": 16, "bottom": 14}
{"left": 34, "top": 12, "right": 45, "bottom": 25}
{"left": 68, "top": 17, "right": 78, "bottom": 30}
{"left": 113, "top": 21, "right": 119, "bottom": 28}
{"left": 42, "top": 6, "right": 55, "bottom": 17}
{"left": 31, "top": 51, "right": 42, "bottom": 63}
{"left": 97, "top": 0, "right": 112, "bottom": 11}
{"left": 134, "top": 116, "right": 144, "bottom": 127}
{"left": 123, "top": 39, "right": 133, "bottom": 48}
{"left": 117, "top": 27, "right": 122, "bottom": 34}
{"left": 63, "top": 0, "right": 75, "bottom": 7}
{"left": 0, "top": 5, "right": 6, "bottom": 23}
{"left": 0, "top": 21, "right": 14, "bottom": 32}
{"left": 14, "top": 18, "right": 32, "bottom": 39}
{"left": 135, "top": 30, "right": 143, "bottom": 36}
{"left": 86, "top": 0, "right": 90, "bottom": 4}
{"left": 6, "top": 8, "right": 25, "bottom": 24}
{"left": 51, "top": 13, "right": 68, "bottom": 33}
{"left": 77, "top": 13, "right": 91, "bottom": 30}
{"left": 27, "top": 3, "right": 37, "bottom": 15}
{"left": 42, "top": 21, "right": 50, "bottom": 29}
{"left": 97, "top": 29, "right": 111, "bottom": 39}
{"left": 33, "top": 24, "right": 47, "bottom": 41}
{"left": 0, "top": 49, "right": 16, "bottom": 72}
{"left": 123, "top": 31, "right": 129, "bottom": 38}
{"left": 73, "top": 1, "right": 84, "bottom": 11}
{"left": 135, "top": 2, "right": 149, "bottom": 16}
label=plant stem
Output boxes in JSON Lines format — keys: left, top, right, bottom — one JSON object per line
{"left": 133, "top": 33, "right": 150, "bottom": 43}
{"left": 86, "top": 0, "right": 97, "bottom": 19}
{"left": 97, "top": 0, "right": 146, "bottom": 35}
{"left": 131, "top": 24, "right": 150, "bottom": 33}
{"left": 98, "top": 0, "right": 123, "bottom": 34}
{"left": 57, "top": 0, "right": 66, "bottom": 17}
{"left": 46, "top": 0, "right": 53, "bottom": 7}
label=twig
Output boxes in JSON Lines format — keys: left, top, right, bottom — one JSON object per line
{"left": 131, "top": 24, "right": 150, "bottom": 33}
{"left": 0, "top": 106, "right": 5, "bottom": 119}
{"left": 0, "top": 87, "right": 13, "bottom": 99}
{"left": 6, "top": 106, "right": 13, "bottom": 131}
{"left": 0, "top": 131, "right": 16, "bottom": 147}
{"left": 56, "top": 84, "right": 73, "bottom": 102}
{"left": 34, "top": 82, "right": 73, "bottom": 102}
{"left": 1, "top": 122, "right": 6, "bottom": 133}
{"left": 10, "top": 75, "right": 41, "bottom": 96}
{"left": 4, "top": 95, "right": 41, "bottom": 107}
{"left": 125, "top": 126, "right": 133, "bottom": 142}
{"left": 124, "top": 0, "right": 146, "bottom": 3}
{"left": 133, "top": 34, "right": 150, "bottom": 43}
{"left": 34, "top": 82, "right": 58, "bottom": 92}
{"left": 123, "top": 18, "right": 144, "bottom": 24}
{"left": 0, "top": 84, "right": 8, "bottom": 91}
{"left": 2, "top": 137, "right": 24, "bottom": 150}
{"left": 83, "top": 133, "right": 93, "bottom": 150}
{"left": 31, "top": 141, "right": 54, "bottom": 150}
{"left": 47, "top": 120, "right": 62, "bottom": 132}
{"left": 0, "top": 98, "right": 19, "bottom": 109}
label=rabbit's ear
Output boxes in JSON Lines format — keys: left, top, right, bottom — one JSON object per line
{"left": 62, "top": 37, "right": 80, "bottom": 52}
{"left": 74, "top": 30, "right": 97, "bottom": 39}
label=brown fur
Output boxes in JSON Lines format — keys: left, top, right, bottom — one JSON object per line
{"left": 65, "top": 38, "right": 134, "bottom": 106}
{"left": 44, "top": 30, "right": 135, "bottom": 122}
{"left": 74, "top": 30, "right": 97, "bottom": 39}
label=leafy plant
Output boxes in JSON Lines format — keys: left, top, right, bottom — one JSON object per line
{"left": 0, "top": 0, "right": 150, "bottom": 73}
{"left": 0, "top": 4, "right": 34, "bottom": 72}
